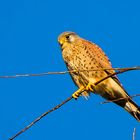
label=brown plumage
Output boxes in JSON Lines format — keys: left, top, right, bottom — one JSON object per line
{"left": 58, "top": 31, "right": 140, "bottom": 121}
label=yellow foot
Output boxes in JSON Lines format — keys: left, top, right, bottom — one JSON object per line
{"left": 86, "top": 83, "right": 95, "bottom": 92}
{"left": 72, "top": 86, "right": 85, "bottom": 99}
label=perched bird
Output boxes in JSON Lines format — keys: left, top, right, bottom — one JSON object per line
{"left": 58, "top": 31, "right": 140, "bottom": 121}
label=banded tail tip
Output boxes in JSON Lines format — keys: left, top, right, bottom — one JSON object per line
{"left": 125, "top": 101, "right": 140, "bottom": 122}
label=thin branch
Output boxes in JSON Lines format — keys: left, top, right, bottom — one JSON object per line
{"left": 9, "top": 67, "right": 139, "bottom": 140}
{"left": 9, "top": 96, "right": 73, "bottom": 140}
{"left": 0, "top": 66, "right": 140, "bottom": 78}
{"left": 132, "top": 128, "right": 136, "bottom": 140}
{"left": 100, "top": 94, "right": 140, "bottom": 104}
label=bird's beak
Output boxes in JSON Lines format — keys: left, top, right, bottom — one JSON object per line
{"left": 58, "top": 41, "right": 63, "bottom": 46}
{"left": 58, "top": 38, "right": 65, "bottom": 49}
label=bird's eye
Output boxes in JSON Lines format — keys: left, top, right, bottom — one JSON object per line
{"left": 66, "top": 35, "right": 70, "bottom": 39}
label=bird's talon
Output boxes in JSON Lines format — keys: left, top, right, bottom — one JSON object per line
{"left": 72, "top": 86, "right": 85, "bottom": 99}
{"left": 86, "top": 83, "right": 95, "bottom": 91}
{"left": 72, "top": 92, "right": 80, "bottom": 99}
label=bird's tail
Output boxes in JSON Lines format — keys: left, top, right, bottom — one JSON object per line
{"left": 103, "top": 77, "right": 140, "bottom": 121}
{"left": 124, "top": 99, "right": 140, "bottom": 121}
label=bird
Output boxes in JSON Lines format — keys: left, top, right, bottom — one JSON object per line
{"left": 58, "top": 31, "right": 140, "bottom": 121}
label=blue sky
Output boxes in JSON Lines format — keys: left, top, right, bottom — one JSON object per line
{"left": 0, "top": 0, "right": 140, "bottom": 140}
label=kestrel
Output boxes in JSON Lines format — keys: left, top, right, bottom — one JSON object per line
{"left": 58, "top": 31, "right": 140, "bottom": 121}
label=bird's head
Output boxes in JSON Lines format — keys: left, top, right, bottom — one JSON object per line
{"left": 58, "top": 31, "right": 79, "bottom": 49}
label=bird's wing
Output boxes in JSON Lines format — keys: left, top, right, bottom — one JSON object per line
{"left": 82, "top": 40, "right": 122, "bottom": 87}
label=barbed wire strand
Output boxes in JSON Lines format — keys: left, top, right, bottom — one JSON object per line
{"left": 0, "top": 66, "right": 140, "bottom": 78}
{"left": 132, "top": 128, "right": 136, "bottom": 140}
{"left": 9, "top": 67, "right": 139, "bottom": 140}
